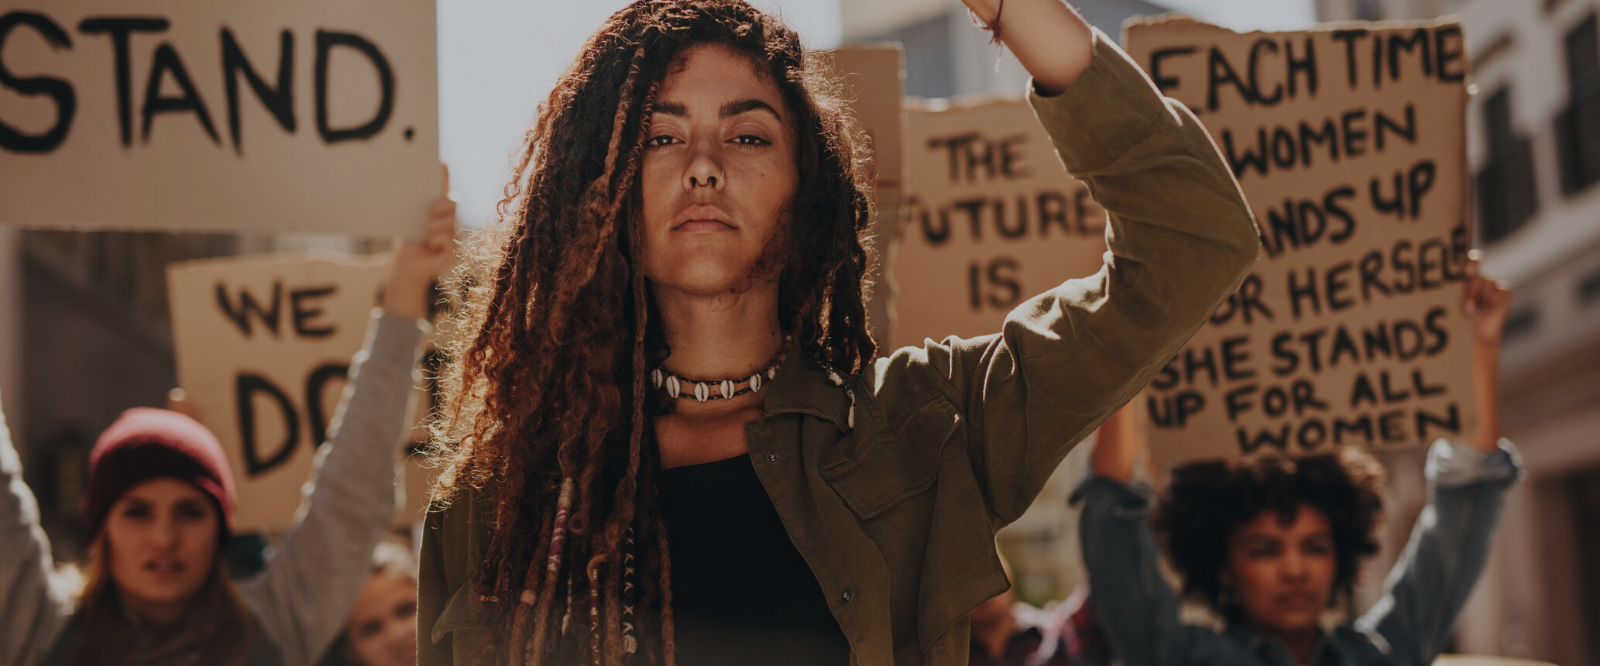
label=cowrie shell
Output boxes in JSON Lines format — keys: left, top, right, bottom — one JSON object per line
{"left": 694, "top": 382, "right": 709, "bottom": 402}
{"left": 721, "top": 379, "right": 735, "bottom": 399}
{"left": 651, "top": 368, "right": 663, "bottom": 388}
{"left": 666, "top": 375, "right": 680, "bottom": 398}
{"left": 749, "top": 373, "right": 762, "bottom": 391}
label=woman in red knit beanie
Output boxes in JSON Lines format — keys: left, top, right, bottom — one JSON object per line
{"left": 0, "top": 170, "right": 459, "bottom": 666}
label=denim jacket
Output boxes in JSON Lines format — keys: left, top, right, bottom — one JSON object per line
{"left": 1073, "top": 439, "right": 1521, "bottom": 666}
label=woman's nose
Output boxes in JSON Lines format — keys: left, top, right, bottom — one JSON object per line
{"left": 683, "top": 137, "right": 723, "bottom": 191}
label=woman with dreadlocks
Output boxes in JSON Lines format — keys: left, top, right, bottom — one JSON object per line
{"left": 418, "top": 1, "right": 1259, "bottom": 665}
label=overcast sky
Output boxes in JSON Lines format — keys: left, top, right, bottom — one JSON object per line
{"left": 436, "top": 0, "right": 840, "bottom": 226}
{"left": 436, "top": 0, "right": 1313, "bottom": 226}
{"left": 1156, "top": 0, "right": 1317, "bottom": 32}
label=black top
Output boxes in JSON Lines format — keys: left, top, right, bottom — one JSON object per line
{"left": 660, "top": 455, "right": 851, "bottom": 666}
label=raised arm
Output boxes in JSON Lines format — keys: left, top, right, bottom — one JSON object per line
{"left": 1352, "top": 260, "right": 1519, "bottom": 664}
{"left": 872, "top": 15, "right": 1260, "bottom": 522}
{"left": 239, "top": 166, "right": 456, "bottom": 665}
{"left": 1073, "top": 403, "right": 1191, "bottom": 666}
{"left": 0, "top": 394, "right": 75, "bottom": 666}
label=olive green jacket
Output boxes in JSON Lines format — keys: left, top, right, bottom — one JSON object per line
{"left": 418, "top": 28, "right": 1260, "bottom": 666}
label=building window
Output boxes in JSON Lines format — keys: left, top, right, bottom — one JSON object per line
{"left": 1476, "top": 88, "right": 1539, "bottom": 244}
{"left": 1569, "top": 467, "right": 1600, "bottom": 666}
{"left": 1557, "top": 14, "right": 1600, "bottom": 196}
{"left": 1502, "top": 305, "right": 1539, "bottom": 343}
{"left": 1579, "top": 268, "right": 1600, "bottom": 305}
{"left": 862, "top": 12, "right": 954, "bottom": 99}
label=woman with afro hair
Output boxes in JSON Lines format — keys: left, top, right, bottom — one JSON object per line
{"left": 1077, "top": 259, "right": 1520, "bottom": 666}
{"left": 417, "top": 0, "right": 1261, "bottom": 664}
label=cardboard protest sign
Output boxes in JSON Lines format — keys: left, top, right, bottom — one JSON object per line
{"left": 1124, "top": 18, "right": 1477, "bottom": 464}
{"left": 0, "top": 0, "right": 437, "bottom": 236}
{"left": 892, "top": 98, "right": 1109, "bottom": 348}
{"left": 823, "top": 46, "right": 904, "bottom": 346}
{"left": 168, "top": 253, "right": 436, "bottom": 532}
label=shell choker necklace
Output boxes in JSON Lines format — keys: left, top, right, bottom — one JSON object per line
{"left": 651, "top": 355, "right": 785, "bottom": 403}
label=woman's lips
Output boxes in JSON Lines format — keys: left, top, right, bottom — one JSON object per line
{"left": 144, "top": 560, "right": 185, "bottom": 579}
{"left": 673, "top": 219, "right": 736, "bottom": 232}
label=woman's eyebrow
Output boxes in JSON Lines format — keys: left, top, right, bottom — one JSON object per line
{"left": 720, "top": 98, "right": 780, "bottom": 121}
{"left": 651, "top": 99, "right": 779, "bottom": 121}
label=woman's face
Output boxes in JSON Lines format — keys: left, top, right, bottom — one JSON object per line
{"left": 104, "top": 478, "right": 219, "bottom": 622}
{"left": 640, "top": 44, "right": 798, "bottom": 298}
{"left": 344, "top": 571, "right": 418, "bottom": 666}
{"left": 1222, "top": 503, "right": 1336, "bottom": 635}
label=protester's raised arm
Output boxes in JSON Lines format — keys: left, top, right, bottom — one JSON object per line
{"left": 1352, "top": 260, "right": 1519, "bottom": 664}
{"left": 238, "top": 167, "right": 454, "bottom": 665}
{"left": 958, "top": 0, "right": 1092, "bottom": 94}
{"left": 0, "top": 394, "right": 75, "bottom": 666}
{"left": 1073, "top": 409, "right": 1189, "bottom": 666}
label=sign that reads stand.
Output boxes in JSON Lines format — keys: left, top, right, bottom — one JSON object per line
{"left": 168, "top": 253, "right": 436, "bottom": 532}
{"left": 1124, "top": 18, "right": 1477, "bottom": 464}
{"left": 0, "top": 0, "right": 437, "bottom": 235}
{"left": 892, "top": 98, "right": 1110, "bottom": 348}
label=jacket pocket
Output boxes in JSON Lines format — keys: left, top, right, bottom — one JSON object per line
{"left": 822, "top": 394, "right": 961, "bottom": 520}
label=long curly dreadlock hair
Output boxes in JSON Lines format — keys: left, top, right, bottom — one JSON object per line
{"left": 430, "top": 2, "right": 876, "bottom": 664}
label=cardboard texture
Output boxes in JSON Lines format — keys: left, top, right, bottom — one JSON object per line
{"left": 0, "top": 0, "right": 438, "bottom": 236}
{"left": 1124, "top": 17, "right": 1478, "bottom": 465}
{"left": 823, "top": 46, "right": 904, "bottom": 346}
{"left": 167, "top": 253, "right": 436, "bottom": 532}
{"left": 892, "top": 97, "right": 1110, "bottom": 349}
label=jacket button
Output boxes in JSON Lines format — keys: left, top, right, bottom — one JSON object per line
{"left": 766, "top": 452, "right": 779, "bottom": 464}
{"left": 839, "top": 589, "right": 853, "bottom": 604}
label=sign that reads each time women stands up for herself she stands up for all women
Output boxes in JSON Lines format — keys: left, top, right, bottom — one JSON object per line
{"left": 1124, "top": 17, "right": 1478, "bottom": 465}
{"left": 0, "top": 0, "right": 437, "bottom": 236}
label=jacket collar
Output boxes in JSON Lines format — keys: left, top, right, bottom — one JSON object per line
{"left": 1223, "top": 620, "right": 1343, "bottom": 666}
{"left": 762, "top": 347, "right": 854, "bottom": 432}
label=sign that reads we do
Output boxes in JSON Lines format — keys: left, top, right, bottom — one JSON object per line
{"left": 1124, "top": 18, "right": 1477, "bottom": 464}
{"left": 0, "top": 0, "right": 437, "bottom": 235}
{"left": 168, "top": 254, "right": 436, "bottom": 532}
{"left": 892, "top": 99, "right": 1110, "bottom": 348}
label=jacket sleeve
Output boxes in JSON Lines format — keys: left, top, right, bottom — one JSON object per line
{"left": 1352, "top": 438, "right": 1520, "bottom": 665}
{"left": 0, "top": 394, "right": 76, "bottom": 666}
{"left": 874, "top": 27, "right": 1259, "bottom": 524}
{"left": 1071, "top": 475, "right": 1190, "bottom": 666}
{"left": 237, "top": 309, "right": 426, "bottom": 665}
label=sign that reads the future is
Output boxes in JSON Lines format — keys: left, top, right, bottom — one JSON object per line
{"left": 0, "top": 0, "right": 437, "bottom": 235}
{"left": 893, "top": 98, "right": 1110, "bottom": 348}
{"left": 1124, "top": 18, "right": 1477, "bottom": 464}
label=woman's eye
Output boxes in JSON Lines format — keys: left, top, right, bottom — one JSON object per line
{"left": 646, "top": 135, "right": 679, "bottom": 147}
{"left": 356, "top": 619, "right": 383, "bottom": 639}
{"left": 176, "top": 505, "right": 207, "bottom": 520}
{"left": 731, "top": 134, "right": 769, "bottom": 146}
{"left": 121, "top": 506, "right": 151, "bottom": 520}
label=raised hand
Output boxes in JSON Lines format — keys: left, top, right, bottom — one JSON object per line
{"left": 381, "top": 163, "right": 458, "bottom": 322}
{"left": 1462, "top": 252, "right": 1511, "bottom": 451}
{"left": 956, "top": 0, "right": 1093, "bottom": 95}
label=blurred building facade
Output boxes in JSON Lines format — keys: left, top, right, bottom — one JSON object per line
{"left": 1318, "top": 0, "right": 1600, "bottom": 664}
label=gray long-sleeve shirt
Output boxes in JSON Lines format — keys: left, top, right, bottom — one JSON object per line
{"left": 0, "top": 309, "right": 426, "bottom": 666}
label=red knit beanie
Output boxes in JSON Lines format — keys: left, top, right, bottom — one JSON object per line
{"left": 83, "top": 407, "right": 237, "bottom": 539}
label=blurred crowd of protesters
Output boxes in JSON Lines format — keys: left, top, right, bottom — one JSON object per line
{"left": 0, "top": 180, "right": 453, "bottom": 666}
{"left": 0, "top": 0, "right": 1527, "bottom": 663}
